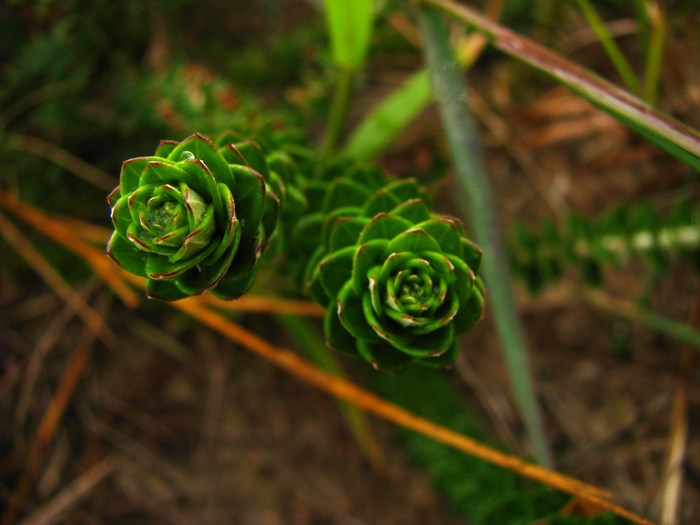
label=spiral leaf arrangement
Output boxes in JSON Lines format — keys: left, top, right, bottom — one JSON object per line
{"left": 107, "top": 132, "right": 290, "bottom": 301}
{"left": 509, "top": 199, "right": 700, "bottom": 292}
{"left": 294, "top": 164, "right": 485, "bottom": 370}
{"left": 107, "top": 132, "right": 484, "bottom": 370}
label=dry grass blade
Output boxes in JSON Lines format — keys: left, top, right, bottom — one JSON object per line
{"left": 0, "top": 299, "right": 106, "bottom": 525}
{"left": 17, "top": 458, "right": 117, "bottom": 525}
{"left": 657, "top": 284, "right": 699, "bottom": 525}
{"left": 6, "top": 134, "right": 116, "bottom": 191}
{"left": 202, "top": 294, "right": 325, "bottom": 317}
{"left": 0, "top": 191, "right": 139, "bottom": 308}
{"left": 15, "top": 280, "right": 101, "bottom": 429}
{"left": 171, "top": 297, "right": 658, "bottom": 525}
{"left": 0, "top": 211, "right": 116, "bottom": 347}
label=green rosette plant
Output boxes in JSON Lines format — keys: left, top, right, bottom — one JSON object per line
{"left": 107, "top": 132, "right": 281, "bottom": 301}
{"left": 300, "top": 175, "right": 485, "bottom": 370}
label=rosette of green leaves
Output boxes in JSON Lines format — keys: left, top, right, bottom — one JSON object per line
{"left": 301, "top": 176, "right": 484, "bottom": 370}
{"left": 107, "top": 132, "right": 281, "bottom": 301}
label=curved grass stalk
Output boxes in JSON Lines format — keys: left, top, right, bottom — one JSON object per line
{"left": 7, "top": 133, "right": 116, "bottom": 190}
{"left": 418, "top": 6, "right": 552, "bottom": 468}
{"left": 641, "top": 0, "right": 666, "bottom": 106}
{"left": 277, "top": 315, "right": 386, "bottom": 469}
{"left": 574, "top": 0, "right": 642, "bottom": 95}
{"left": 419, "top": 0, "right": 700, "bottom": 172}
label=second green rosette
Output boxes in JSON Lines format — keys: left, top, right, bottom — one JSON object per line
{"left": 300, "top": 174, "right": 485, "bottom": 370}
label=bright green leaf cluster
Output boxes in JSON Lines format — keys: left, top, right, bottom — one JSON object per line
{"left": 295, "top": 166, "right": 484, "bottom": 370}
{"left": 107, "top": 132, "right": 288, "bottom": 301}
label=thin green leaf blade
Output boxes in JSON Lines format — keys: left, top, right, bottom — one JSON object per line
{"left": 325, "top": 0, "right": 373, "bottom": 70}
{"left": 343, "top": 70, "right": 432, "bottom": 161}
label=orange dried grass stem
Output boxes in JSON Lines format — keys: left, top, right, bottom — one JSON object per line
{"left": 0, "top": 312, "right": 99, "bottom": 525}
{"left": 173, "top": 296, "right": 654, "bottom": 525}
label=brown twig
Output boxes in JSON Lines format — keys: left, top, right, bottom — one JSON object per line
{"left": 0, "top": 211, "right": 116, "bottom": 347}
{"left": 6, "top": 134, "right": 116, "bottom": 190}
{"left": 17, "top": 457, "right": 117, "bottom": 525}
{"left": 657, "top": 284, "right": 699, "bottom": 524}
{"left": 15, "top": 280, "right": 102, "bottom": 430}
{"left": 1, "top": 299, "right": 106, "bottom": 525}
{"left": 0, "top": 191, "right": 139, "bottom": 308}
{"left": 171, "top": 296, "right": 659, "bottom": 525}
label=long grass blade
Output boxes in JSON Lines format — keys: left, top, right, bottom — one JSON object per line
{"left": 324, "top": 0, "right": 373, "bottom": 70}
{"left": 420, "top": 0, "right": 700, "bottom": 172}
{"left": 418, "top": 5, "right": 553, "bottom": 468}
{"left": 574, "top": 0, "right": 642, "bottom": 95}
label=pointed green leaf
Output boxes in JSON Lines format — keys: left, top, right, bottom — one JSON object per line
{"left": 322, "top": 178, "right": 373, "bottom": 212}
{"left": 324, "top": 305, "right": 360, "bottom": 356}
{"left": 110, "top": 195, "right": 133, "bottom": 239}
{"left": 154, "top": 140, "right": 178, "bottom": 158}
{"left": 168, "top": 133, "right": 234, "bottom": 185}
{"left": 107, "top": 233, "right": 147, "bottom": 277}
{"left": 416, "top": 218, "right": 463, "bottom": 257}
{"left": 319, "top": 245, "right": 355, "bottom": 301}
{"left": 145, "top": 242, "right": 216, "bottom": 280}
{"left": 337, "top": 281, "right": 383, "bottom": 344}
{"left": 146, "top": 279, "right": 190, "bottom": 301}
{"left": 363, "top": 188, "right": 401, "bottom": 217}
{"left": 207, "top": 183, "right": 241, "bottom": 264}
{"left": 386, "top": 228, "right": 441, "bottom": 254}
{"left": 461, "top": 237, "right": 482, "bottom": 272}
{"left": 418, "top": 342, "right": 458, "bottom": 368}
{"left": 222, "top": 141, "right": 270, "bottom": 178}
{"left": 329, "top": 217, "right": 369, "bottom": 252}
{"left": 230, "top": 165, "right": 266, "bottom": 238}
{"left": 356, "top": 340, "right": 412, "bottom": 371}
{"left": 119, "top": 156, "right": 160, "bottom": 195}
{"left": 453, "top": 277, "right": 484, "bottom": 333}
{"left": 169, "top": 206, "right": 216, "bottom": 262}
{"left": 392, "top": 198, "right": 432, "bottom": 223}
{"left": 391, "top": 322, "right": 455, "bottom": 359}
{"left": 352, "top": 238, "right": 389, "bottom": 296}
{"left": 358, "top": 213, "right": 412, "bottom": 243}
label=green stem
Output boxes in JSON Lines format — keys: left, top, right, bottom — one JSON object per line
{"left": 323, "top": 67, "right": 356, "bottom": 155}
{"left": 418, "top": 7, "right": 552, "bottom": 467}
{"left": 583, "top": 289, "right": 700, "bottom": 351}
{"left": 642, "top": 0, "right": 665, "bottom": 105}
{"left": 575, "top": 0, "right": 642, "bottom": 96}
{"left": 276, "top": 315, "right": 385, "bottom": 469}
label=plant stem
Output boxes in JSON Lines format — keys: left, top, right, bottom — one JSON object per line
{"left": 323, "top": 67, "right": 356, "bottom": 155}
{"left": 642, "top": 0, "right": 666, "bottom": 105}
{"left": 276, "top": 315, "right": 386, "bottom": 469}
{"left": 417, "top": 6, "right": 552, "bottom": 467}
{"left": 574, "top": 0, "right": 642, "bottom": 96}
{"left": 582, "top": 289, "right": 700, "bottom": 350}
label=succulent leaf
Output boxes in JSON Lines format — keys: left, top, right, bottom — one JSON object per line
{"left": 295, "top": 164, "right": 485, "bottom": 370}
{"left": 107, "top": 132, "right": 287, "bottom": 301}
